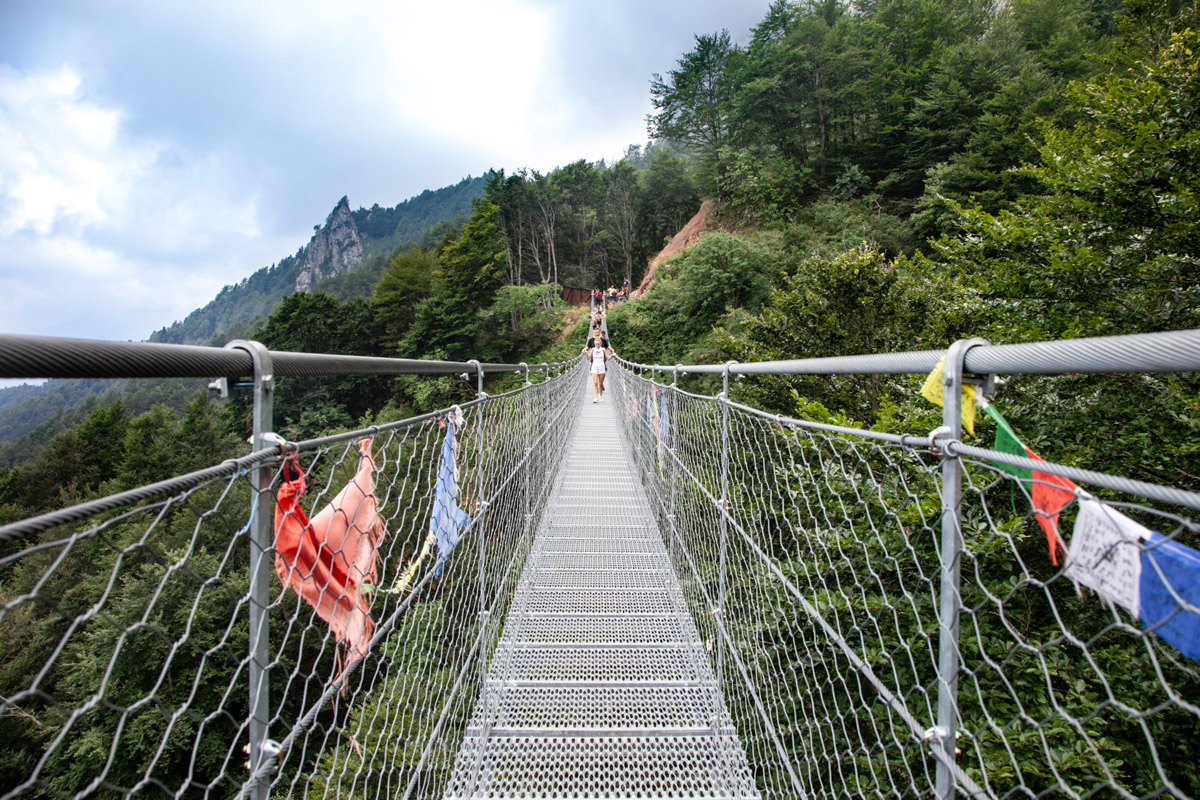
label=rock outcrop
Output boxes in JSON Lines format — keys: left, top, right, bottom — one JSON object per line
{"left": 295, "top": 196, "right": 365, "bottom": 292}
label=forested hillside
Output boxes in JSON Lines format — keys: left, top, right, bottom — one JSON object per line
{"left": 4, "top": 1, "right": 1200, "bottom": 795}
{"left": 148, "top": 176, "right": 486, "bottom": 347}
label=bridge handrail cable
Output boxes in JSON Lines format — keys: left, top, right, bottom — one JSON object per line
{"left": 618, "top": 327, "right": 1200, "bottom": 376}
{"left": 0, "top": 332, "right": 577, "bottom": 379}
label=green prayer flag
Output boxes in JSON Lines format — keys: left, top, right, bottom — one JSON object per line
{"left": 984, "top": 404, "right": 1032, "bottom": 482}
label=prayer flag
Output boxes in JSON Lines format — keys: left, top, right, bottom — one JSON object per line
{"left": 1140, "top": 533, "right": 1200, "bottom": 662}
{"left": 431, "top": 413, "right": 471, "bottom": 575}
{"left": 982, "top": 403, "right": 1074, "bottom": 565}
{"left": 920, "top": 356, "right": 978, "bottom": 436}
{"left": 985, "top": 403, "right": 1031, "bottom": 481}
{"left": 274, "top": 439, "right": 385, "bottom": 661}
{"left": 1067, "top": 496, "right": 1200, "bottom": 663}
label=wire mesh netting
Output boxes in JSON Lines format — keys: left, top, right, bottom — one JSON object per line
{"left": 609, "top": 362, "right": 1200, "bottom": 800}
{"left": 0, "top": 361, "right": 584, "bottom": 800}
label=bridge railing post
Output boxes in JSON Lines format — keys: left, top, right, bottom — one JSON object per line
{"left": 715, "top": 361, "right": 736, "bottom": 699}
{"left": 466, "top": 360, "right": 492, "bottom": 784}
{"left": 933, "top": 338, "right": 987, "bottom": 800}
{"left": 226, "top": 340, "right": 274, "bottom": 800}
{"left": 520, "top": 363, "right": 532, "bottom": 550}
{"left": 668, "top": 365, "right": 681, "bottom": 570}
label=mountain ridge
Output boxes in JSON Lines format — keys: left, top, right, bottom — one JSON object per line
{"left": 149, "top": 175, "right": 485, "bottom": 347}
{"left": 0, "top": 175, "right": 487, "bottom": 460}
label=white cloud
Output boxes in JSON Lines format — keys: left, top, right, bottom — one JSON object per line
{"left": 0, "top": 65, "right": 150, "bottom": 236}
{"left": 0, "top": 64, "right": 288, "bottom": 340}
{"left": 202, "top": 0, "right": 558, "bottom": 158}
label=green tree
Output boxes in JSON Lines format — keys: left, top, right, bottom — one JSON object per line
{"left": 480, "top": 284, "right": 566, "bottom": 361}
{"left": 930, "top": 25, "right": 1200, "bottom": 338}
{"left": 649, "top": 30, "right": 740, "bottom": 189}
{"left": 635, "top": 150, "right": 700, "bottom": 269}
{"left": 373, "top": 247, "right": 436, "bottom": 352}
{"left": 403, "top": 198, "right": 507, "bottom": 361}
{"left": 252, "top": 292, "right": 390, "bottom": 437}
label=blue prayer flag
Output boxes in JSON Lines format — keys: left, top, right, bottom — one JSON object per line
{"left": 431, "top": 421, "right": 471, "bottom": 575}
{"left": 1140, "top": 533, "right": 1200, "bottom": 663}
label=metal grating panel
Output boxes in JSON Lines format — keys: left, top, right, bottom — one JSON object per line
{"left": 530, "top": 569, "right": 671, "bottom": 589}
{"left": 446, "top": 392, "right": 760, "bottom": 799}
{"left": 445, "top": 736, "right": 760, "bottom": 799}
{"left": 547, "top": 519, "right": 657, "bottom": 533}
{"left": 487, "top": 644, "right": 713, "bottom": 683}
{"left": 501, "top": 615, "right": 693, "bottom": 645}
{"left": 511, "top": 589, "right": 687, "bottom": 616}
{"left": 532, "top": 552, "right": 667, "bottom": 570}
{"left": 466, "top": 685, "right": 735, "bottom": 732}
{"left": 539, "top": 537, "right": 665, "bottom": 553}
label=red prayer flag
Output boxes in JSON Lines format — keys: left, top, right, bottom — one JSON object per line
{"left": 273, "top": 439, "right": 385, "bottom": 661}
{"left": 1027, "top": 451, "right": 1075, "bottom": 566}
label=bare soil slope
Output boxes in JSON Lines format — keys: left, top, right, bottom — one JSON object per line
{"left": 637, "top": 199, "right": 717, "bottom": 295}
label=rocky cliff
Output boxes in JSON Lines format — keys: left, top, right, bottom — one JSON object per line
{"left": 295, "top": 196, "right": 365, "bottom": 292}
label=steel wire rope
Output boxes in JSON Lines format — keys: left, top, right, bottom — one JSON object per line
{"left": 0, "top": 360, "right": 583, "bottom": 545}
{"left": 614, "top": 355, "right": 1200, "bottom": 511}
{"left": 618, "top": 328, "right": 1200, "bottom": 377}
{"left": 0, "top": 332, "right": 577, "bottom": 379}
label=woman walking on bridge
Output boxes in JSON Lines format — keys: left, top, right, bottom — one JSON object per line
{"left": 585, "top": 327, "right": 612, "bottom": 403}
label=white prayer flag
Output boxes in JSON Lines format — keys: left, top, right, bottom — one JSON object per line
{"left": 1065, "top": 495, "right": 1150, "bottom": 617}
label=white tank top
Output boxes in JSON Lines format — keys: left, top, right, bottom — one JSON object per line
{"left": 591, "top": 346, "right": 606, "bottom": 367}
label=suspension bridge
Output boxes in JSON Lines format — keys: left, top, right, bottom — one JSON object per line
{"left": 1, "top": 329, "right": 1199, "bottom": 800}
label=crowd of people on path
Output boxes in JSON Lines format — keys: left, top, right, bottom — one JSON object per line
{"left": 584, "top": 278, "right": 632, "bottom": 403}
{"left": 591, "top": 278, "right": 631, "bottom": 311}
{"left": 584, "top": 319, "right": 612, "bottom": 403}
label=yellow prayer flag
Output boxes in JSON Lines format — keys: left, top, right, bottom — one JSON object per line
{"left": 920, "top": 356, "right": 977, "bottom": 436}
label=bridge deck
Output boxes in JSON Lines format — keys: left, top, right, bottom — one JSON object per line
{"left": 445, "top": 389, "right": 759, "bottom": 799}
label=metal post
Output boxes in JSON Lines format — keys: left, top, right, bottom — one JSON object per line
{"left": 467, "top": 360, "right": 492, "bottom": 783}
{"left": 520, "top": 363, "right": 532, "bottom": 549}
{"left": 715, "top": 360, "right": 736, "bottom": 697}
{"left": 668, "top": 365, "right": 681, "bottom": 570}
{"left": 227, "top": 340, "right": 273, "bottom": 800}
{"left": 934, "top": 338, "right": 986, "bottom": 800}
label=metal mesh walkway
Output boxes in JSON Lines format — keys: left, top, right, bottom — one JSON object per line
{"left": 445, "top": 387, "right": 761, "bottom": 799}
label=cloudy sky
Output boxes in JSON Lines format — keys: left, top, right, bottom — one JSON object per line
{"left": 0, "top": 0, "right": 771, "bottom": 347}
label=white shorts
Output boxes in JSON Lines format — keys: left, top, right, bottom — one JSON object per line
{"left": 591, "top": 363, "right": 606, "bottom": 375}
